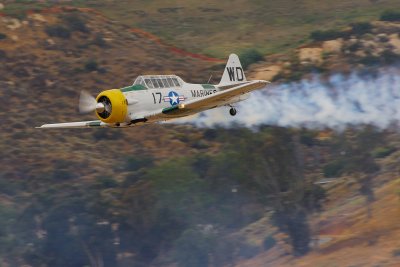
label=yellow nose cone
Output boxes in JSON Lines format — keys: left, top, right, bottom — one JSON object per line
{"left": 95, "top": 89, "right": 127, "bottom": 123}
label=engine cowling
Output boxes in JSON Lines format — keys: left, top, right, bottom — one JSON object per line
{"left": 95, "top": 89, "right": 128, "bottom": 123}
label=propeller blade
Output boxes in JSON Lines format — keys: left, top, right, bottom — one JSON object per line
{"left": 79, "top": 90, "right": 97, "bottom": 113}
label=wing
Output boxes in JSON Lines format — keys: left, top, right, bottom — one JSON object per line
{"left": 37, "top": 120, "right": 108, "bottom": 129}
{"left": 144, "top": 80, "right": 269, "bottom": 122}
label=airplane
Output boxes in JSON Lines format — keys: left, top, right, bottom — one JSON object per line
{"left": 38, "top": 54, "right": 269, "bottom": 128}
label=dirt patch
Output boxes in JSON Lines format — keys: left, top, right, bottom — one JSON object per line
{"left": 248, "top": 64, "right": 282, "bottom": 81}
{"left": 298, "top": 47, "right": 323, "bottom": 64}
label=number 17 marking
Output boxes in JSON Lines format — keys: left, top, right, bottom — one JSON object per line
{"left": 152, "top": 92, "right": 162, "bottom": 104}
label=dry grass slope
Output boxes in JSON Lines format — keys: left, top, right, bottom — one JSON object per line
{"left": 4, "top": 0, "right": 400, "bottom": 57}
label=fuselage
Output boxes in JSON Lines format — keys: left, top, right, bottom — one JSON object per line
{"left": 119, "top": 75, "right": 249, "bottom": 123}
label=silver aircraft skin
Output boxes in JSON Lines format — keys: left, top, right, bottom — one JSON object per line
{"left": 38, "top": 54, "right": 269, "bottom": 128}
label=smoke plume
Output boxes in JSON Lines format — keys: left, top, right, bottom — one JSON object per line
{"left": 175, "top": 69, "right": 400, "bottom": 130}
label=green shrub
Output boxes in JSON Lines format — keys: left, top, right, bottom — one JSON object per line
{"left": 124, "top": 155, "right": 154, "bottom": 172}
{"left": 372, "top": 147, "right": 396, "bottom": 158}
{"left": 239, "top": 49, "right": 264, "bottom": 69}
{"left": 45, "top": 25, "right": 71, "bottom": 39}
{"left": 174, "top": 229, "right": 214, "bottom": 267}
{"left": 203, "top": 128, "right": 218, "bottom": 140}
{"left": 310, "top": 30, "right": 345, "bottom": 41}
{"left": 350, "top": 22, "right": 372, "bottom": 35}
{"left": 238, "top": 241, "right": 260, "bottom": 259}
{"left": 0, "top": 175, "right": 20, "bottom": 196}
{"left": 302, "top": 184, "right": 327, "bottom": 211}
{"left": 381, "top": 50, "right": 400, "bottom": 65}
{"left": 96, "top": 176, "right": 118, "bottom": 188}
{"left": 52, "top": 169, "right": 73, "bottom": 180}
{"left": 84, "top": 59, "right": 98, "bottom": 72}
{"left": 323, "top": 160, "right": 345, "bottom": 178}
{"left": 380, "top": 10, "right": 400, "bottom": 22}
{"left": 285, "top": 71, "right": 304, "bottom": 82}
{"left": 62, "top": 14, "right": 89, "bottom": 33}
{"left": 263, "top": 235, "right": 276, "bottom": 251}
{"left": 0, "top": 33, "right": 7, "bottom": 40}
{"left": 348, "top": 42, "right": 361, "bottom": 52}
{"left": 392, "top": 248, "right": 400, "bottom": 257}
{"left": 92, "top": 33, "right": 107, "bottom": 47}
{"left": 299, "top": 131, "right": 317, "bottom": 146}
{"left": 358, "top": 55, "right": 380, "bottom": 66}
{"left": 92, "top": 129, "right": 122, "bottom": 140}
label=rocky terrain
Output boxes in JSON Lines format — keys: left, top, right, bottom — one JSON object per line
{"left": 250, "top": 20, "right": 400, "bottom": 82}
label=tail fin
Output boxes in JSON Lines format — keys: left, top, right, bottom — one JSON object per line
{"left": 219, "top": 54, "right": 246, "bottom": 85}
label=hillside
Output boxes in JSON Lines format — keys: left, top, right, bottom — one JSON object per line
{"left": 1, "top": 4, "right": 400, "bottom": 267}
{"left": 0, "top": 8, "right": 223, "bottom": 178}
{"left": 237, "top": 162, "right": 400, "bottom": 267}
{"left": 4, "top": 0, "right": 400, "bottom": 57}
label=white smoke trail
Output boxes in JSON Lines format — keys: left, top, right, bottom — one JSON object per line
{"left": 173, "top": 69, "right": 400, "bottom": 130}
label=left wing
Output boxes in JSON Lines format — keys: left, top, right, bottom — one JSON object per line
{"left": 144, "top": 80, "right": 269, "bottom": 122}
{"left": 37, "top": 120, "right": 108, "bottom": 129}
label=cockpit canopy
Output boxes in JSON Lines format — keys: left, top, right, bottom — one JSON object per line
{"left": 133, "top": 75, "right": 184, "bottom": 89}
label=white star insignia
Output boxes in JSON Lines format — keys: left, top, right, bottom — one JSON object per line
{"left": 170, "top": 94, "right": 179, "bottom": 105}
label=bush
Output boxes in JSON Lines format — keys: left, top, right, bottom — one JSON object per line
{"left": 263, "top": 235, "right": 276, "bottom": 251}
{"left": 62, "top": 14, "right": 89, "bottom": 33}
{"left": 239, "top": 49, "right": 264, "bottom": 69}
{"left": 302, "top": 184, "right": 327, "bottom": 212}
{"left": 323, "top": 160, "right": 345, "bottom": 178}
{"left": 310, "top": 29, "right": 345, "bottom": 41}
{"left": 372, "top": 147, "right": 396, "bottom": 158}
{"left": 0, "top": 49, "right": 6, "bottom": 59}
{"left": 271, "top": 209, "right": 310, "bottom": 256}
{"left": 124, "top": 155, "right": 154, "bottom": 172}
{"left": 174, "top": 229, "right": 214, "bottom": 267}
{"left": 381, "top": 50, "right": 400, "bottom": 65}
{"left": 92, "top": 33, "right": 107, "bottom": 47}
{"left": 96, "top": 176, "right": 118, "bottom": 188}
{"left": 380, "top": 10, "right": 400, "bottom": 22}
{"left": 299, "top": 131, "right": 317, "bottom": 147}
{"left": 0, "top": 33, "right": 6, "bottom": 40}
{"left": 92, "top": 129, "right": 122, "bottom": 141}
{"left": 238, "top": 241, "right": 260, "bottom": 259}
{"left": 392, "top": 248, "right": 400, "bottom": 257}
{"left": 0, "top": 175, "right": 20, "bottom": 196}
{"left": 84, "top": 59, "right": 98, "bottom": 72}
{"left": 203, "top": 128, "right": 218, "bottom": 141}
{"left": 52, "top": 169, "right": 73, "bottom": 180}
{"left": 358, "top": 55, "right": 380, "bottom": 66}
{"left": 348, "top": 42, "right": 361, "bottom": 52}
{"left": 351, "top": 22, "right": 372, "bottom": 35}
{"left": 45, "top": 25, "right": 71, "bottom": 39}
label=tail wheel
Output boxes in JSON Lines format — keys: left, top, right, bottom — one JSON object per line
{"left": 229, "top": 107, "right": 237, "bottom": 116}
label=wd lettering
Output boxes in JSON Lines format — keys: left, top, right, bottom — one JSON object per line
{"left": 227, "top": 67, "right": 235, "bottom": 81}
{"left": 227, "top": 67, "right": 244, "bottom": 81}
{"left": 236, "top": 67, "right": 244, "bottom": 81}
